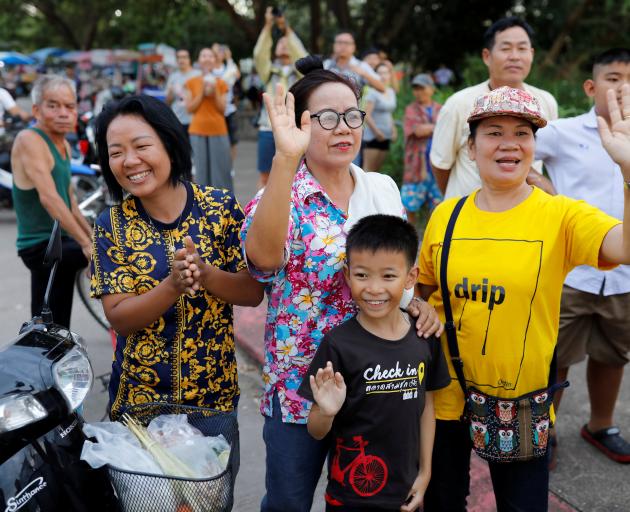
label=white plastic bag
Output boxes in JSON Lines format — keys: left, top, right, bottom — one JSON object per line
{"left": 146, "top": 414, "right": 204, "bottom": 448}
{"left": 81, "top": 421, "right": 163, "bottom": 474}
{"left": 146, "top": 414, "right": 231, "bottom": 478}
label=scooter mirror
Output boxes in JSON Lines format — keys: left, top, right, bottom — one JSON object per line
{"left": 41, "top": 221, "right": 62, "bottom": 324}
{"left": 43, "top": 220, "right": 62, "bottom": 266}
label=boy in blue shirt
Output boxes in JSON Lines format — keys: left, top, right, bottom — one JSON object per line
{"left": 298, "top": 215, "right": 450, "bottom": 511}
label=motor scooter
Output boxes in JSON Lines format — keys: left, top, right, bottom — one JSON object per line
{"left": 0, "top": 221, "right": 119, "bottom": 511}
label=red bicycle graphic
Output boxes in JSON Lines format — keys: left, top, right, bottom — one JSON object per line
{"left": 330, "top": 435, "right": 388, "bottom": 497}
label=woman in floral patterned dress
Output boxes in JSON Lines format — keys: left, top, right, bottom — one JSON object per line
{"left": 240, "top": 55, "right": 443, "bottom": 512}
{"left": 91, "top": 95, "right": 263, "bottom": 420}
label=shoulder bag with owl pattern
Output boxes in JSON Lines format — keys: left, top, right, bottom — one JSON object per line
{"left": 440, "top": 196, "right": 569, "bottom": 463}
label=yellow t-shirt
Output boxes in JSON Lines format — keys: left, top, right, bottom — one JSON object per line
{"left": 418, "top": 188, "right": 619, "bottom": 421}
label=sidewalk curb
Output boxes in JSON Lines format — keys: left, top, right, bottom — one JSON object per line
{"left": 234, "top": 303, "right": 266, "bottom": 366}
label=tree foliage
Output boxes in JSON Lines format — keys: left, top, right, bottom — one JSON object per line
{"left": 0, "top": 0, "right": 629, "bottom": 78}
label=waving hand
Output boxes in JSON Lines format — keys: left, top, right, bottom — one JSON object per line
{"left": 598, "top": 84, "right": 630, "bottom": 174}
{"left": 264, "top": 83, "right": 311, "bottom": 160}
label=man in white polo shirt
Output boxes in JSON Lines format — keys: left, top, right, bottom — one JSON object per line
{"left": 535, "top": 48, "right": 630, "bottom": 466}
{"left": 430, "top": 17, "right": 558, "bottom": 198}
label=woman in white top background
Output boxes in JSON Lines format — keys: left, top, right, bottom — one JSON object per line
{"left": 363, "top": 62, "right": 397, "bottom": 172}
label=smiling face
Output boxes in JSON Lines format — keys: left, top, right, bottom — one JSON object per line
{"left": 198, "top": 48, "right": 217, "bottom": 73}
{"left": 333, "top": 32, "right": 356, "bottom": 60}
{"left": 412, "top": 85, "right": 434, "bottom": 105}
{"left": 33, "top": 84, "right": 77, "bottom": 136}
{"left": 176, "top": 50, "right": 191, "bottom": 72}
{"left": 468, "top": 116, "right": 535, "bottom": 190}
{"left": 585, "top": 60, "right": 630, "bottom": 123}
{"left": 305, "top": 82, "right": 362, "bottom": 172}
{"left": 344, "top": 248, "right": 417, "bottom": 322}
{"left": 482, "top": 26, "right": 533, "bottom": 88}
{"left": 376, "top": 65, "right": 391, "bottom": 86}
{"left": 106, "top": 114, "right": 173, "bottom": 200}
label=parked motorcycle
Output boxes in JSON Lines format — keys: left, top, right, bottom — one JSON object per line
{"left": 0, "top": 221, "right": 119, "bottom": 511}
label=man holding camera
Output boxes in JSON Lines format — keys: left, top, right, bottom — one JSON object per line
{"left": 253, "top": 6, "right": 307, "bottom": 189}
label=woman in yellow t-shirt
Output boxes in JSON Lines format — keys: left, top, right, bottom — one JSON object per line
{"left": 418, "top": 85, "right": 630, "bottom": 511}
{"left": 185, "top": 47, "right": 232, "bottom": 191}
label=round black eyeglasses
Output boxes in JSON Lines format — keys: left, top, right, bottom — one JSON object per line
{"left": 310, "top": 108, "right": 366, "bottom": 130}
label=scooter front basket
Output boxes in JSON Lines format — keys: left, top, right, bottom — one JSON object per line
{"left": 106, "top": 403, "right": 239, "bottom": 512}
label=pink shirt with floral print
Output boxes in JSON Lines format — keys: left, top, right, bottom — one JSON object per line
{"left": 241, "top": 162, "right": 404, "bottom": 423}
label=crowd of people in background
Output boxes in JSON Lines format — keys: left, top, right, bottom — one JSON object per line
{"left": 4, "top": 8, "right": 630, "bottom": 512}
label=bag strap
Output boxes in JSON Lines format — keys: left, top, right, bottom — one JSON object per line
{"left": 439, "top": 196, "right": 468, "bottom": 397}
{"left": 439, "top": 196, "right": 559, "bottom": 398}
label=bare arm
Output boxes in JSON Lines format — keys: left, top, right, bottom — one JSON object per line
{"left": 101, "top": 255, "right": 195, "bottom": 336}
{"left": 306, "top": 361, "right": 346, "bottom": 440}
{"left": 433, "top": 166, "right": 450, "bottom": 195}
{"left": 185, "top": 82, "right": 204, "bottom": 113}
{"left": 12, "top": 132, "right": 92, "bottom": 256}
{"left": 364, "top": 100, "right": 384, "bottom": 140}
{"left": 598, "top": 85, "right": 630, "bottom": 265}
{"left": 526, "top": 168, "right": 556, "bottom": 195}
{"left": 245, "top": 85, "right": 311, "bottom": 271}
{"left": 8, "top": 105, "right": 31, "bottom": 122}
{"left": 214, "top": 87, "right": 227, "bottom": 113}
{"left": 165, "top": 83, "right": 175, "bottom": 105}
{"left": 362, "top": 71, "right": 386, "bottom": 93}
{"left": 181, "top": 236, "right": 265, "bottom": 306}
{"left": 402, "top": 391, "right": 435, "bottom": 511}
{"left": 419, "top": 284, "right": 438, "bottom": 301}
{"left": 307, "top": 403, "right": 335, "bottom": 440}
{"left": 414, "top": 123, "right": 435, "bottom": 138}
{"left": 253, "top": 8, "right": 274, "bottom": 83}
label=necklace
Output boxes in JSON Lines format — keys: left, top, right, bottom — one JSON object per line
{"left": 146, "top": 210, "right": 185, "bottom": 257}
{"left": 143, "top": 184, "right": 188, "bottom": 256}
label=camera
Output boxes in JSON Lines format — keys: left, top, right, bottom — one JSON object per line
{"left": 271, "top": 6, "right": 282, "bottom": 17}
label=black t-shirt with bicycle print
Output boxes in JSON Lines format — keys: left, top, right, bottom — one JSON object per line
{"left": 299, "top": 316, "right": 450, "bottom": 509}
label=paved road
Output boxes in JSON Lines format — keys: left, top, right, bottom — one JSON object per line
{"left": 0, "top": 137, "right": 628, "bottom": 511}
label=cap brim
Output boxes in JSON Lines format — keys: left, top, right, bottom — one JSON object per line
{"left": 467, "top": 111, "right": 547, "bottom": 128}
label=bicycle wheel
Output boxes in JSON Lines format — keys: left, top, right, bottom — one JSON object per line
{"left": 348, "top": 455, "right": 388, "bottom": 497}
{"left": 75, "top": 270, "right": 110, "bottom": 330}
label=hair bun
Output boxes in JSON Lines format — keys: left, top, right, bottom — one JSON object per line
{"left": 295, "top": 55, "right": 324, "bottom": 75}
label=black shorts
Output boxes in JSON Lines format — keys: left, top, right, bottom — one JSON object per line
{"left": 225, "top": 113, "right": 239, "bottom": 146}
{"left": 364, "top": 138, "right": 391, "bottom": 150}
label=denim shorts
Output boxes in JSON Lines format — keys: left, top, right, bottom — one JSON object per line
{"left": 257, "top": 130, "right": 276, "bottom": 173}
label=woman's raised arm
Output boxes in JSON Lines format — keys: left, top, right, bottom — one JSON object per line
{"left": 245, "top": 84, "right": 311, "bottom": 271}
{"left": 598, "top": 84, "right": 630, "bottom": 265}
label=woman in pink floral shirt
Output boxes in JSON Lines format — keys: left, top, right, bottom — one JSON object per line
{"left": 241, "top": 55, "right": 443, "bottom": 511}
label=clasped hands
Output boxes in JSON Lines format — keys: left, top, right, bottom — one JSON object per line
{"left": 171, "top": 235, "right": 207, "bottom": 295}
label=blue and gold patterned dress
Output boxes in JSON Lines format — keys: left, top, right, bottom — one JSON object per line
{"left": 90, "top": 181, "right": 246, "bottom": 419}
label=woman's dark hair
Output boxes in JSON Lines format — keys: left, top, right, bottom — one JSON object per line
{"left": 95, "top": 94, "right": 192, "bottom": 202}
{"left": 289, "top": 55, "right": 360, "bottom": 127}
{"left": 346, "top": 214, "right": 419, "bottom": 268}
{"left": 468, "top": 118, "right": 538, "bottom": 142}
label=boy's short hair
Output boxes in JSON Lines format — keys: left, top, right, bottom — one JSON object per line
{"left": 592, "top": 48, "right": 630, "bottom": 75}
{"left": 346, "top": 215, "right": 419, "bottom": 268}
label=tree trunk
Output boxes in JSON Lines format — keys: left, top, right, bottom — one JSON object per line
{"left": 206, "top": 0, "right": 257, "bottom": 44}
{"left": 326, "top": 0, "right": 352, "bottom": 30}
{"left": 377, "top": 0, "right": 416, "bottom": 49}
{"left": 31, "top": 0, "right": 82, "bottom": 49}
{"left": 542, "top": 0, "right": 595, "bottom": 68}
{"left": 310, "top": 0, "right": 321, "bottom": 54}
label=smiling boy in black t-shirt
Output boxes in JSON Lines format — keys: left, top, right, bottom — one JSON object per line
{"left": 298, "top": 215, "right": 450, "bottom": 511}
